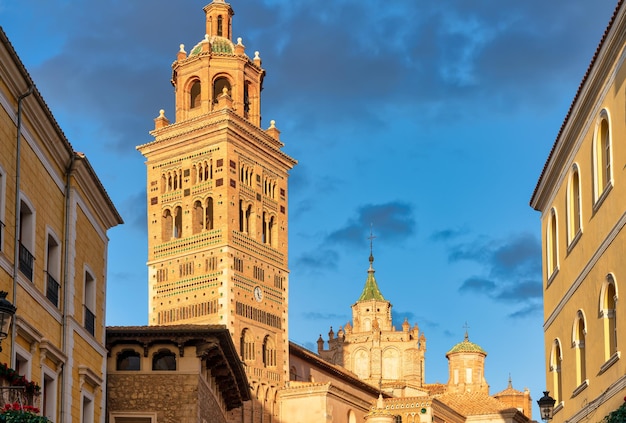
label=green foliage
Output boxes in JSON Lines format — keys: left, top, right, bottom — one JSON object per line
{"left": 0, "top": 405, "right": 49, "bottom": 422}
{"left": 602, "top": 398, "right": 626, "bottom": 423}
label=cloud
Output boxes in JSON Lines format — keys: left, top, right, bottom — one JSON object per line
{"left": 295, "top": 248, "right": 340, "bottom": 272}
{"left": 459, "top": 277, "right": 496, "bottom": 294}
{"left": 449, "top": 232, "right": 542, "bottom": 319}
{"left": 495, "top": 280, "right": 543, "bottom": 303}
{"left": 430, "top": 227, "right": 468, "bottom": 242}
{"left": 119, "top": 190, "right": 147, "bottom": 233}
{"left": 327, "top": 202, "right": 416, "bottom": 246}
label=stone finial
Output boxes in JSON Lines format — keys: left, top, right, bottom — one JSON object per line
{"left": 217, "top": 87, "right": 233, "bottom": 110}
{"left": 254, "top": 50, "right": 262, "bottom": 66}
{"left": 235, "top": 37, "right": 245, "bottom": 55}
{"left": 317, "top": 334, "right": 324, "bottom": 353}
{"left": 154, "top": 109, "right": 170, "bottom": 130}
{"left": 202, "top": 34, "right": 211, "bottom": 52}
{"left": 177, "top": 44, "right": 187, "bottom": 61}
{"left": 266, "top": 119, "right": 281, "bottom": 140}
{"left": 328, "top": 326, "right": 334, "bottom": 340}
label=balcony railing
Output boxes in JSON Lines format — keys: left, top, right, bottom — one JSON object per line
{"left": 46, "top": 273, "right": 60, "bottom": 308}
{"left": 84, "top": 306, "right": 95, "bottom": 336}
{"left": 18, "top": 243, "right": 34, "bottom": 281}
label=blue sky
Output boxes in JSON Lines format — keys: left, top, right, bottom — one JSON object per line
{"left": 1, "top": 0, "right": 618, "bottom": 416}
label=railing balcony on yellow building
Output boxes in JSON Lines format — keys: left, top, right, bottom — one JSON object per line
{"left": 18, "top": 243, "right": 33, "bottom": 282}
{"left": 45, "top": 273, "right": 59, "bottom": 308}
{"left": 0, "top": 363, "right": 46, "bottom": 422}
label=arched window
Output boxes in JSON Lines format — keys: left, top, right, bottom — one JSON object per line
{"left": 192, "top": 200, "right": 203, "bottom": 235}
{"left": 550, "top": 340, "right": 563, "bottom": 403}
{"left": 213, "top": 77, "right": 231, "bottom": 103}
{"left": 152, "top": 349, "right": 176, "bottom": 371}
{"left": 593, "top": 113, "right": 612, "bottom": 201}
{"left": 190, "top": 80, "right": 201, "bottom": 109}
{"left": 567, "top": 166, "right": 582, "bottom": 244}
{"left": 205, "top": 197, "right": 214, "bottom": 230}
{"left": 244, "top": 82, "right": 251, "bottom": 117}
{"left": 394, "top": 416, "right": 402, "bottom": 423}
{"left": 263, "top": 336, "right": 276, "bottom": 368}
{"left": 116, "top": 349, "right": 140, "bottom": 371}
{"left": 217, "top": 15, "right": 223, "bottom": 36}
{"left": 547, "top": 209, "right": 558, "bottom": 278}
{"left": 241, "top": 329, "right": 255, "bottom": 361}
{"left": 348, "top": 410, "right": 357, "bottom": 423}
{"left": 162, "top": 209, "right": 173, "bottom": 242}
{"left": 174, "top": 206, "right": 183, "bottom": 238}
{"left": 573, "top": 311, "right": 587, "bottom": 386}
{"left": 601, "top": 274, "right": 618, "bottom": 360}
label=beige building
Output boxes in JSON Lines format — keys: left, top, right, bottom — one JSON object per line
{"left": 106, "top": 325, "right": 249, "bottom": 423}
{"left": 318, "top": 252, "right": 426, "bottom": 391}
{"left": 0, "top": 26, "right": 122, "bottom": 422}
{"left": 530, "top": 2, "right": 626, "bottom": 423}
{"left": 125, "top": 1, "right": 535, "bottom": 422}
{"left": 316, "top": 252, "right": 533, "bottom": 423}
{"left": 136, "top": 0, "right": 296, "bottom": 420}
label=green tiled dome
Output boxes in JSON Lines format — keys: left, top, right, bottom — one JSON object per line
{"left": 357, "top": 254, "right": 386, "bottom": 302}
{"left": 447, "top": 333, "right": 487, "bottom": 356}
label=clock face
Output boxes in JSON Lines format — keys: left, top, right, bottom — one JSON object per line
{"left": 254, "top": 286, "right": 263, "bottom": 302}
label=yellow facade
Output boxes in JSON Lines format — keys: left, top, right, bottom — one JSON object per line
{"left": 531, "top": 3, "right": 626, "bottom": 422}
{"left": 136, "top": 1, "right": 296, "bottom": 421}
{"left": 0, "top": 27, "right": 122, "bottom": 422}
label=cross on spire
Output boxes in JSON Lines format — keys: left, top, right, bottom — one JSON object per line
{"left": 463, "top": 322, "right": 470, "bottom": 340}
{"left": 368, "top": 224, "right": 376, "bottom": 265}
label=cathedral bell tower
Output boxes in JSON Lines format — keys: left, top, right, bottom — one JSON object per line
{"left": 137, "top": 1, "right": 297, "bottom": 419}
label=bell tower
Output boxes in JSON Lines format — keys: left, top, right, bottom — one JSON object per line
{"left": 137, "top": 1, "right": 296, "bottom": 419}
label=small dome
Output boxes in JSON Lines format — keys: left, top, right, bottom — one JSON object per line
{"left": 189, "top": 35, "right": 234, "bottom": 56}
{"left": 447, "top": 333, "right": 487, "bottom": 356}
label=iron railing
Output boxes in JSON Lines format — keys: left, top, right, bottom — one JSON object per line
{"left": 46, "top": 273, "right": 60, "bottom": 307}
{"left": 18, "top": 243, "right": 34, "bottom": 281}
{"left": 84, "top": 306, "right": 95, "bottom": 336}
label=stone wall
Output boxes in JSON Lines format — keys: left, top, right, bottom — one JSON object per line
{"left": 108, "top": 373, "right": 226, "bottom": 423}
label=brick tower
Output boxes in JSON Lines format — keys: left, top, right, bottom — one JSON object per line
{"left": 136, "top": 1, "right": 296, "bottom": 420}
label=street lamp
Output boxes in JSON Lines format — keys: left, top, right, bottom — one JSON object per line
{"left": 0, "top": 291, "right": 16, "bottom": 352}
{"left": 537, "top": 391, "right": 556, "bottom": 422}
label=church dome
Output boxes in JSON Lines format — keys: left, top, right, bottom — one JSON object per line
{"left": 446, "top": 333, "right": 486, "bottom": 356}
{"left": 189, "top": 35, "right": 234, "bottom": 56}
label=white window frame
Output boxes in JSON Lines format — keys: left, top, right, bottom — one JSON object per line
{"left": 41, "top": 365, "right": 58, "bottom": 421}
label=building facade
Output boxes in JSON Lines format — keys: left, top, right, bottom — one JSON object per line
{"left": 316, "top": 251, "right": 532, "bottom": 423}
{"left": 0, "top": 27, "right": 122, "bottom": 422}
{"left": 530, "top": 2, "right": 626, "bottom": 422}
{"left": 136, "top": 1, "right": 296, "bottom": 420}
{"left": 106, "top": 325, "right": 250, "bottom": 423}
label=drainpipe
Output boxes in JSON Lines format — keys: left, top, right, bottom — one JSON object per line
{"left": 11, "top": 85, "right": 33, "bottom": 368}
{"left": 59, "top": 153, "right": 76, "bottom": 423}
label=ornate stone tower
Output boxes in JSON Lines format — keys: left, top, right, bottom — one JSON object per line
{"left": 445, "top": 332, "right": 489, "bottom": 394}
{"left": 137, "top": 0, "right": 296, "bottom": 419}
{"left": 318, "top": 243, "right": 427, "bottom": 389}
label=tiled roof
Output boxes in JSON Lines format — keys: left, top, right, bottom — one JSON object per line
{"left": 357, "top": 254, "right": 386, "bottom": 302}
{"left": 435, "top": 392, "right": 518, "bottom": 416}
{"left": 446, "top": 333, "right": 486, "bottom": 356}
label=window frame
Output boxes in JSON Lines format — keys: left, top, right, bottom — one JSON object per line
{"left": 592, "top": 110, "right": 613, "bottom": 206}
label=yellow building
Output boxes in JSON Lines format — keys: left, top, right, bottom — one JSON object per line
{"left": 136, "top": 0, "right": 296, "bottom": 420}
{"left": 0, "top": 27, "right": 122, "bottom": 422}
{"left": 530, "top": 2, "right": 626, "bottom": 422}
